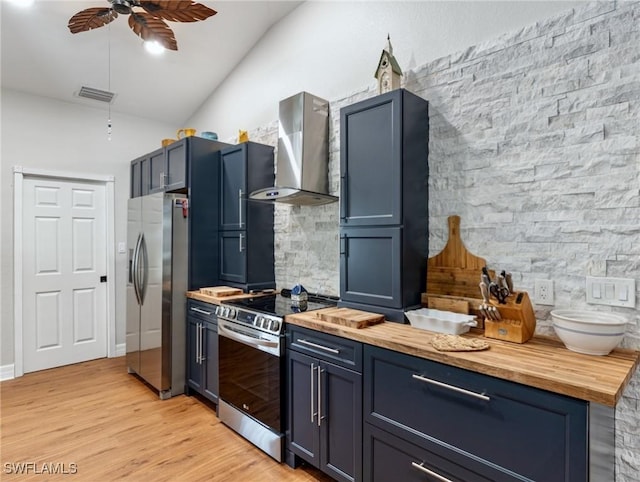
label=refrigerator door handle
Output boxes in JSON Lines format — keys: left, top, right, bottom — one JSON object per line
{"left": 132, "top": 233, "right": 143, "bottom": 305}
{"left": 139, "top": 233, "right": 149, "bottom": 304}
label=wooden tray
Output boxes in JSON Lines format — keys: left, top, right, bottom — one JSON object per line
{"left": 315, "top": 307, "right": 385, "bottom": 329}
{"left": 199, "top": 286, "right": 243, "bottom": 297}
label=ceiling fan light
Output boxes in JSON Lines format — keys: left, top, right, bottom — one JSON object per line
{"left": 144, "top": 40, "right": 165, "bottom": 55}
{"left": 9, "top": 0, "right": 35, "bottom": 7}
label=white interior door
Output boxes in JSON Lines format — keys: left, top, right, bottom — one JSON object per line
{"left": 22, "top": 177, "right": 108, "bottom": 373}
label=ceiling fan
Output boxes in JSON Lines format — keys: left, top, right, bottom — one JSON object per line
{"left": 68, "top": 0, "right": 217, "bottom": 51}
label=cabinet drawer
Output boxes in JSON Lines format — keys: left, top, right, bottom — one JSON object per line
{"left": 286, "top": 325, "right": 362, "bottom": 372}
{"left": 364, "top": 423, "right": 513, "bottom": 482}
{"left": 364, "top": 346, "right": 587, "bottom": 482}
{"left": 187, "top": 299, "right": 217, "bottom": 324}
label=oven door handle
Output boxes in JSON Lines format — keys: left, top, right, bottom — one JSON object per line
{"left": 218, "top": 322, "right": 279, "bottom": 350}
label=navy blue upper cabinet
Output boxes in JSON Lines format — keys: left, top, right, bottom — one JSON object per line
{"left": 164, "top": 140, "right": 188, "bottom": 192}
{"left": 340, "top": 227, "right": 402, "bottom": 308}
{"left": 339, "top": 89, "right": 429, "bottom": 321}
{"left": 219, "top": 142, "right": 274, "bottom": 231}
{"left": 217, "top": 142, "right": 275, "bottom": 291}
{"left": 130, "top": 137, "right": 231, "bottom": 197}
{"left": 340, "top": 94, "right": 402, "bottom": 226}
{"left": 219, "top": 144, "right": 247, "bottom": 230}
{"left": 340, "top": 89, "right": 428, "bottom": 228}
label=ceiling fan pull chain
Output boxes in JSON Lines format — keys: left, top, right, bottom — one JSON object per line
{"left": 107, "top": 14, "right": 112, "bottom": 141}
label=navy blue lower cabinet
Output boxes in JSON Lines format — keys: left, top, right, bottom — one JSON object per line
{"left": 286, "top": 327, "right": 362, "bottom": 482}
{"left": 185, "top": 300, "right": 219, "bottom": 404}
{"left": 363, "top": 345, "right": 588, "bottom": 482}
{"left": 364, "top": 423, "right": 505, "bottom": 482}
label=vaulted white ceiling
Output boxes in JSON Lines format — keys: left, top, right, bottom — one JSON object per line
{"left": 1, "top": 1, "right": 302, "bottom": 124}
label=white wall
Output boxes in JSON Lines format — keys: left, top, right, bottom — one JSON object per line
{"left": 0, "top": 89, "right": 175, "bottom": 367}
{"left": 187, "top": 1, "right": 583, "bottom": 140}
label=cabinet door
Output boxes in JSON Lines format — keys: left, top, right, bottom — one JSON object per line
{"left": 165, "top": 140, "right": 187, "bottom": 192}
{"left": 287, "top": 349, "right": 321, "bottom": 467}
{"left": 340, "top": 91, "right": 402, "bottom": 226}
{"left": 130, "top": 159, "right": 142, "bottom": 198}
{"left": 320, "top": 362, "right": 362, "bottom": 482}
{"left": 148, "top": 148, "right": 166, "bottom": 193}
{"left": 202, "top": 320, "right": 219, "bottom": 403}
{"left": 340, "top": 227, "right": 402, "bottom": 308}
{"left": 186, "top": 318, "right": 203, "bottom": 392}
{"left": 220, "top": 145, "right": 247, "bottom": 230}
{"left": 140, "top": 157, "right": 150, "bottom": 196}
{"left": 219, "top": 231, "right": 246, "bottom": 283}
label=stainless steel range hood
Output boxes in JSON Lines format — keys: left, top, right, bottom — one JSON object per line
{"left": 250, "top": 92, "right": 338, "bottom": 205}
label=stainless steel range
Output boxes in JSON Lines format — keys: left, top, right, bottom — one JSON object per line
{"left": 216, "top": 291, "right": 337, "bottom": 462}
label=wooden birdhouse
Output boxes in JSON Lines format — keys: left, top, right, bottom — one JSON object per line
{"left": 374, "top": 35, "right": 402, "bottom": 94}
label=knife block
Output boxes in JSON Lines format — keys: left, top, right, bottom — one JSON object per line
{"left": 483, "top": 291, "right": 536, "bottom": 343}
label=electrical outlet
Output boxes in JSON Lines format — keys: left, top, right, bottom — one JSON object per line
{"left": 535, "top": 279, "right": 554, "bottom": 305}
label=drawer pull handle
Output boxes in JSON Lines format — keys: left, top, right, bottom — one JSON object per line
{"left": 296, "top": 339, "right": 340, "bottom": 354}
{"left": 412, "top": 374, "right": 490, "bottom": 402}
{"left": 190, "top": 307, "right": 212, "bottom": 316}
{"left": 411, "top": 462, "right": 453, "bottom": 482}
{"left": 310, "top": 363, "right": 316, "bottom": 423}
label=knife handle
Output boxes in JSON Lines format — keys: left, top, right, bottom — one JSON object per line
{"left": 505, "top": 273, "right": 514, "bottom": 293}
{"left": 479, "top": 282, "right": 489, "bottom": 303}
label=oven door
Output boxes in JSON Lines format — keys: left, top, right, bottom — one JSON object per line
{"left": 218, "top": 319, "right": 283, "bottom": 433}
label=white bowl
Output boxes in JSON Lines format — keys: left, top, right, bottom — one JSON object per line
{"left": 550, "top": 310, "right": 628, "bottom": 356}
{"left": 405, "top": 308, "right": 477, "bottom": 335}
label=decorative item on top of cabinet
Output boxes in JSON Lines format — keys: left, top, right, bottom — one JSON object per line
{"left": 374, "top": 35, "right": 402, "bottom": 94}
{"left": 338, "top": 88, "right": 428, "bottom": 322}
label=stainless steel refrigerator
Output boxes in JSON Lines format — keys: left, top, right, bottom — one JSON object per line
{"left": 126, "top": 192, "right": 188, "bottom": 399}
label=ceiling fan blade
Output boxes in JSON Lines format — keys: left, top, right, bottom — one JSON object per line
{"left": 128, "top": 13, "right": 178, "bottom": 50}
{"left": 68, "top": 7, "right": 118, "bottom": 34}
{"left": 139, "top": 1, "right": 217, "bottom": 23}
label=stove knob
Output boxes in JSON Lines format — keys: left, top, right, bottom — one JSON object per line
{"left": 271, "top": 320, "right": 280, "bottom": 332}
{"left": 224, "top": 307, "right": 230, "bottom": 318}
{"left": 228, "top": 308, "right": 236, "bottom": 319}
{"left": 254, "top": 315, "right": 262, "bottom": 328}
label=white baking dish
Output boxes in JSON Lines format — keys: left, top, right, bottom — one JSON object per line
{"left": 405, "top": 308, "right": 478, "bottom": 335}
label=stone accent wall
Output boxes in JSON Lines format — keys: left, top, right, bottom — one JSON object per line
{"left": 250, "top": 2, "right": 639, "bottom": 478}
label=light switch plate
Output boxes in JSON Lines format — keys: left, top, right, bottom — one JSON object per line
{"left": 586, "top": 277, "right": 636, "bottom": 308}
{"left": 118, "top": 241, "right": 126, "bottom": 254}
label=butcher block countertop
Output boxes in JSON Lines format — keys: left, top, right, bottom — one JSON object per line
{"left": 186, "top": 290, "right": 272, "bottom": 304}
{"left": 285, "top": 309, "right": 639, "bottom": 407}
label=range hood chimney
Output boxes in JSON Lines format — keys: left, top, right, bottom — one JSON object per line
{"left": 249, "top": 92, "right": 338, "bottom": 206}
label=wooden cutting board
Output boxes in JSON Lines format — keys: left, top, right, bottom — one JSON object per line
{"left": 315, "top": 307, "right": 385, "bottom": 329}
{"left": 427, "top": 215, "right": 494, "bottom": 300}
{"left": 199, "top": 286, "right": 243, "bottom": 297}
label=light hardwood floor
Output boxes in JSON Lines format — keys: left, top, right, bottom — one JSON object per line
{"left": 1, "top": 357, "right": 333, "bottom": 481}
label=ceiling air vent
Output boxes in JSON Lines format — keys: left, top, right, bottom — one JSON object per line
{"left": 76, "top": 86, "right": 116, "bottom": 103}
